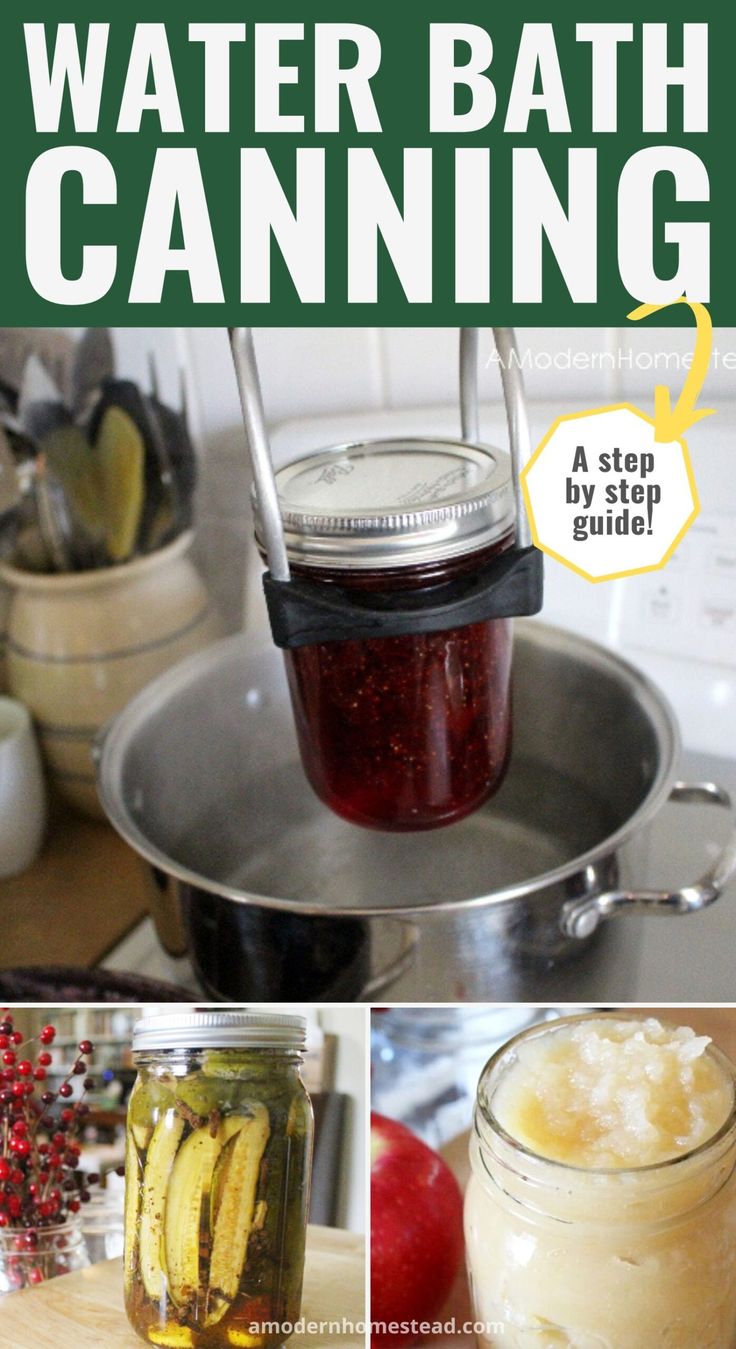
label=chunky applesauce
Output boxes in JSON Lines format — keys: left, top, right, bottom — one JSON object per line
{"left": 492, "top": 1016, "right": 733, "bottom": 1168}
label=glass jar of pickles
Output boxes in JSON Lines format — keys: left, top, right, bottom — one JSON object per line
{"left": 255, "top": 439, "right": 516, "bottom": 831}
{"left": 124, "top": 1011, "right": 313, "bottom": 1349}
{"left": 465, "top": 1015, "right": 736, "bottom": 1348}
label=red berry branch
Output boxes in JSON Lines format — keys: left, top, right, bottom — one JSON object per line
{"left": 0, "top": 1012, "right": 118, "bottom": 1273}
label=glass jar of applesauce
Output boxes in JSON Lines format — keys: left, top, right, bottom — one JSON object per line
{"left": 255, "top": 439, "right": 516, "bottom": 831}
{"left": 465, "top": 1014, "right": 736, "bottom": 1349}
{"left": 124, "top": 1011, "right": 313, "bottom": 1349}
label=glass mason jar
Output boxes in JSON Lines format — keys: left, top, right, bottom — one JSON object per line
{"left": 465, "top": 1017, "right": 736, "bottom": 1348}
{"left": 0, "top": 1219, "right": 89, "bottom": 1296}
{"left": 255, "top": 438, "right": 516, "bottom": 831}
{"left": 371, "top": 1007, "right": 541, "bottom": 1147}
{"left": 124, "top": 1011, "right": 313, "bottom": 1349}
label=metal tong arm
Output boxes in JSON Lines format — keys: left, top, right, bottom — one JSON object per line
{"left": 229, "top": 328, "right": 290, "bottom": 582}
{"left": 460, "top": 329, "right": 532, "bottom": 549}
{"left": 230, "top": 326, "right": 534, "bottom": 579}
{"left": 561, "top": 782, "right": 736, "bottom": 939}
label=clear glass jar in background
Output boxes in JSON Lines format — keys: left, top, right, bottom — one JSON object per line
{"left": 371, "top": 1007, "right": 543, "bottom": 1148}
{"left": 124, "top": 1011, "right": 313, "bottom": 1349}
{"left": 255, "top": 439, "right": 517, "bottom": 832}
{"left": 465, "top": 1017, "right": 736, "bottom": 1349}
{"left": 0, "top": 1219, "right": 89, "bottom": 1296}
{"left": 79, "top": 1185, "right": 125, "bottom": 1265}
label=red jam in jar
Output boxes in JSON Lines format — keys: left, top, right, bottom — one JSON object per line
{"left": 258, "top": 438, "right": 516, "bottom": 832}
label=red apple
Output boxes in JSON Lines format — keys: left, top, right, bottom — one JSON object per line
{"left": 370, "top": 1112, "right": 464, "bottom": 1348}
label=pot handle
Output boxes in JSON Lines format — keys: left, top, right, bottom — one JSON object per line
{"left": 359, "top": 921, "right": 420, "bottom": 1000}
{"left": 561, "top": 781, "right": 736, "bottom": 939}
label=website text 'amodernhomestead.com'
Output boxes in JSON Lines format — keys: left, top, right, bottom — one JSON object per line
{"left": 247, "top": 1318, "right": 505, "bottom": 1338}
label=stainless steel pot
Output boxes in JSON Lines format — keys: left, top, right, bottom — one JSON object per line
{"left": 96, "top": 621, "right": 736, "bottom": 1001}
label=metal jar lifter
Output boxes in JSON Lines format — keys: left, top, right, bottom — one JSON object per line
{"left": 232, "top": 327, "right": 542, "bottom": 833}
{"left": 97, "top": 330, "right": 736, "bottom": 1002}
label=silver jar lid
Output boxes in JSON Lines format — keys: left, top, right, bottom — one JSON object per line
{"left": 253, "top": 437, "right": 515, "bottom": 570}
{"left": 133, "top": 1010, "right": 307, "bottom": 1052}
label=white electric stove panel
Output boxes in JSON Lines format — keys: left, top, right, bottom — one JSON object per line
{"left": 618, "top": 514, "right": 736, "bottom": 666}
{"left": 615, "top": 408, "right": 736, "bottom": 670}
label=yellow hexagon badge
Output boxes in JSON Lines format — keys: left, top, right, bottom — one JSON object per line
{"left": 520, "top": 403, "right": 700, "bottom": 584}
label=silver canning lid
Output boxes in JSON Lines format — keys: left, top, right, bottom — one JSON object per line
{"left": 253, "top": 437, "right": 515, "bottom": 569}
{"left": 133, "top": 1010, "right": 307, "bottom": 1052}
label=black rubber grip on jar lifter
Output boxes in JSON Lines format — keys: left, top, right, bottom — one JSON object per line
{"left": 263, "top": 545, "right": 544, "bottom": 649}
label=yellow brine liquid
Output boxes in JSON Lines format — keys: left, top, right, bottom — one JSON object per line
{"left": 465, "top": 1016, "right": 736, "bottom": 1349}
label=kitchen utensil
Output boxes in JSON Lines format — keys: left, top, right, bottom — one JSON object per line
{"left": 148, "top": 367, "right": 197, "bottom": 530}
{"left": 34, "top": 463, "right": 74, "bottom": 570}
{"left": 38, "top": 424, "right": 106, "bottom": 568}
{"left": 17, "top": 353, "right": 67, "bottom": 439}
{"left": 88, "top": 377, "right": 179, "bottom": 555}
{"left": 3, "top": 334, "right": 195, "bottom": 575}
{"left": 94, "top": 405, "right": 146, "bottom": 562}
{"left": 0, "top": 427, "right": 20, "bottom": 518}
{"left": 96, "top": 622, "right": 736, "bottom": 1001}
{"left": 0, "top": 329, "right": 76, "bottom": 409}
{"left": 68, "top": 326, "right": 115, "bottom": 415}
{"left": 230, "top": 327, "right": 542, "bottom": 830}
{"left": 0, "top": 418, "right": 51, "bottom": 568}
{"left": 0, "top": 694, "right": 46, "bottom": 876}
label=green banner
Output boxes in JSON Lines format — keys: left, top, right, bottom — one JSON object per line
{"left": 0, "top": 1, "right": 729, "bottom": 325}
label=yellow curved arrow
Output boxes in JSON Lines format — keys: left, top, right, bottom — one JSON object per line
{"left": 627, "top": 296, "right": 715, "bottom": 443}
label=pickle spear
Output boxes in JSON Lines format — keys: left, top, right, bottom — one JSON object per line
{"left": 124, "top": 1129, "right": 142, "bottom": 1294}
{"left": 164, "top": 1116, "right": 245, "bottom": 1314}
{"left": 210, "top": 1134, "right": 236, "bottom": 1230}
{"left": 146, "top": 1330, "right": 194, "bottom": 1348}
{"left": 164, "top": 1124, "right": 222, "bottom": 1315}
{"left": 206, "top": 1104, "right": 271, "bottom": 1328}
{"left": 129, "top": 1078, "right": 176, "bottom": 1151}
{"left": 140, "top": 1111, "right": 186, "bottom": 1301}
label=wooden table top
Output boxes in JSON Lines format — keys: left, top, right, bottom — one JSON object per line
{"left": 0, "top": 1225, "right": 365, "bottom": 1349}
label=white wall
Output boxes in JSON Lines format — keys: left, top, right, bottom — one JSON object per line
{"left": 177, "top": 325, "right": 736, "bottom": 445}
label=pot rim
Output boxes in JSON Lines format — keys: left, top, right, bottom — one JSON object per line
{"left": 0, "top": 529, "right": 194, "bottom": 593}
{"left": 96, "top": 620, "right": 681, "bottom": 919}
